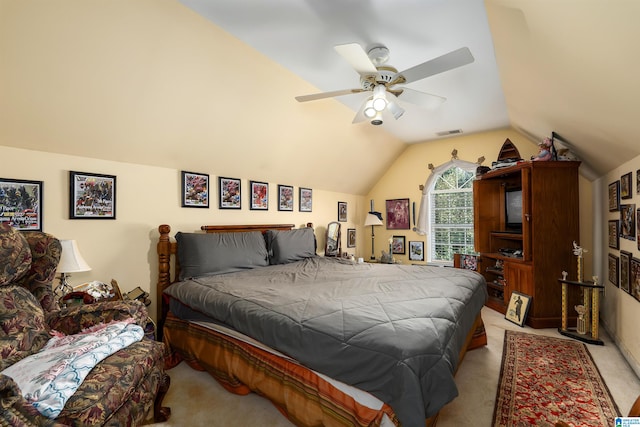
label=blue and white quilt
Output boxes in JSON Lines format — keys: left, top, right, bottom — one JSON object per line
{"left": 1, "top": 319, "right": 143, "bottom": 418}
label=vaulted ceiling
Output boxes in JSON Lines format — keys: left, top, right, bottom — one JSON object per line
{"left": 1, "top": 0, "right": 638, "bottom": 193}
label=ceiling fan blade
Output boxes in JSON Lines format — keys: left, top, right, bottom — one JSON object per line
{"left": 396, "top": 87, "right": 446, "bottom": 110}
{"left": 295, "top": 88, "right": 365, "bottom": 103}
{"left": 391, "top": 47, "right": 474, "bottom": 85}
{"left": 334, "top": 43, "right": 378, "bottom": 76}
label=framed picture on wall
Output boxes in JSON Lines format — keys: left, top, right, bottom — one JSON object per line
{"left": 621, "top": 172, "right": 633, "bottom": 199}
{"left": 631, "top": 257, "right": 640, "bottom": 302}
{"left": 620, "top": 251, "right": 632, "bottom": 293}
{"left": 299, "top": 187, "right": 312, "bottom": 212}
{"left": 249, "top": 180, "right": 268, "bottom": 210}
{"left": 609, "top": 180, "right": 620, "bottom": 211}
{"left": 219, "top": 177, "right": 241, "bottom": 209}
{"left": 347, "top": 228, "right": 356, "bottom": 248}
{"left": 69, "top": 171, "right": 116, "bottom": 219}
{"left": 391, "top": 235, "right": 406, "bottom": 254}
{"left": 608, "top": 220, "right": 619, "bottom": 249}
{"left": 278, "top": 185, "right": 293, "bottom": 211}
{"left": 181, "top": 171, "right": 209, "bottom": 208}
{"left": 638, "top": 208, "right": 640, "bottom": 250}
{"left": 637, "top": 169, "right": 640, "bottom": 195}
{"left": 409, "top": 241, "right": 424, "bottom": 261}
{"left": 338, "top": 201, "right": 347, "bottom": 222}
{"left": 0, "top": 177, "right": 43, "bottom": 231}
{"left": 608, "top": 253, "right": 619, "bottom": 286}
{"left": 620, "top": 204, "right": 636, "bottom": 241}
{"left": 385, "top": 198, "right": 410, "bottom": 230}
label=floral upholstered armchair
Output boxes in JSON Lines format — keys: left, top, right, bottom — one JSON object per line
{"left": 0, "top": 224, "right": 170, "bottom": 426}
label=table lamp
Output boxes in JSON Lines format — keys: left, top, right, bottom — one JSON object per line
{"left": 55, "top": 239, "right": 91, "bottom": 302}
{"left": 364, "top": 210, "right": 383, "bottom": 260}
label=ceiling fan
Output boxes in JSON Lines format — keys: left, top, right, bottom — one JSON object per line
{"left": 295, "top": 43, "right": 474, "bottom": 125}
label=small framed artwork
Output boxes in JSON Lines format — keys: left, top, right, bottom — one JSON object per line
{"left": 621, "top": 172, "right": 633, "bottom": 199}
{"left": 219, "top": 177, "right": 241, "bottom": 209}
{"left": 299, "top": 187, "right": 312, "bottom": 212}
{"left": 250, "top": 181, "right": 269, "bottom": 210}
{"left": 620, "top": 204, "right": 636, "bottom": 241}
{"left": 608, "top": 220, "right": 620, "bottom": 249}
{"left": 609, "top": 180, "right": 620, "bottom": 211}
{"left": 460, "top": 254, "right": 478, "bottom": 271}
{"left": 278, "top": 185, "right": 294, "bottom": 211}
{"left": 608, "top": 253, "right": 619, "bottom": 286}
{"left": 181, "top": 171, "right": 209, "bottom": 208}
{"left": 505, "top": 291, "right": 531, "bottom": 327}
{"left": 638, "top": 208, "right": 640, "bottom": 250}
{"left": 631, "top": 258, "right": 640, "bottom": 301}
{"left": 70, "top": 171, "right": 116, "bottom": 219}
{"left": 620, "top": 251, "right": 632, "bottom": 293}
{"left": 385, "top": 198, "right": 410, "bottom": 230}
{"left": 637, "top": 169, "right": 640, "bottom": 195}
{"left": 338, "top": 201, "right": 347, "bottom": 222}
{"left": 409, "top": 241, "right": 424, "bottom": 261}
{"left": 0, "top": 178, "right": 43, "bottom": 231}
{"left": 391, "top": 235, "right": 406, "bottom": 254}
{"left": 347, "top": 228, "right": 356, "bottom": 248}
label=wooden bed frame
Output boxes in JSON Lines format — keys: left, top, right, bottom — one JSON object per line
{"left": 156, "top": 223, "right": 487, "bottom": 427}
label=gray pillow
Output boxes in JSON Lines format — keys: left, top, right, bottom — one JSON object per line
{"left": 176, "top": 231, "right": 269, "bottom": 280}
{"left": 266, "top": 228, "right": 317, "bottom": 265}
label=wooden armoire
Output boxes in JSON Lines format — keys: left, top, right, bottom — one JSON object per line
{"left": 473, "top": 160, "right": 581, "bottom": 328}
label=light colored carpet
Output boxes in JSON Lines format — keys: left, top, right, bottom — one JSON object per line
{"left": 148, "top": 307, "right": 640, "bottom": 426}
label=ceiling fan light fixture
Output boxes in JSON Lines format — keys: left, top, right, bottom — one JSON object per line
{"left": 372, "top": 85, "right": 387, "bottom": 112}
{"left": 370, "top": 111, "right": 383, "bottom": 126}
{"left": 363, "top": 99, "right": 377, "bottom": 118}
{"left": 387, "top": 101, "right": 404, "bottom": 120}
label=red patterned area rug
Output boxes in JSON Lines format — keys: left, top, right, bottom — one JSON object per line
{"left": 492, "top": 330, "right": 620, "bottom": 426}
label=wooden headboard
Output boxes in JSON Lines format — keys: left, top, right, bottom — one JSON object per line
{"left": 156, "top": 224, "right": 295, "bottom": 330}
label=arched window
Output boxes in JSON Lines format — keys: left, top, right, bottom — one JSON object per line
{"left": 415, "top": 159, "right": 477, "bottom": 264}
{"left": 429, "top": 166, "right": 475, "bottom": 263}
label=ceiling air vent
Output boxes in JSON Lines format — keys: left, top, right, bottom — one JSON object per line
{"left": 436, "top": 129, "right": 463, "bottom": 137}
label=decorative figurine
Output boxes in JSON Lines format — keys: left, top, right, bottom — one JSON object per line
{"left": 562, "top": 271, "right": 568, "bottom": 281}
{"left": 572, "top": 241, "right": 588, "bottom": 282}
{"left": 531, "top": 137, "right": 555, "bottom": 162}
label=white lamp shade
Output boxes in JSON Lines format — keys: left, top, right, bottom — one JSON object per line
{"left": 58, "top": 240, "right": 91, "bottom": 273}
{"left": 364, "top": 213, "right": 383, "bottom": 227}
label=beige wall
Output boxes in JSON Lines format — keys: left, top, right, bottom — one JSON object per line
{"left": 599, "top": 154, "right": 640, "bottom": 376}
{"left": 365, "top": 128, "right": 594, "bottom": 267}
{"left": 0, "top": 145, "right": 365, "bottom": 323}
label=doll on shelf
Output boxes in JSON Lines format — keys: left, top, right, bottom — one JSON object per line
{"left": 531, "top": 136, "right": 556, "bottom": 161}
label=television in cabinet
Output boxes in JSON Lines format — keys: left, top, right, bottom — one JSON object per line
{"left": 473, "top": 161, "right": 581, "bottom": 328}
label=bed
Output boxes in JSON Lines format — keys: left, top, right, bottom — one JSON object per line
{"left": 157, "top": 223, "right": 488, "bottom": 427}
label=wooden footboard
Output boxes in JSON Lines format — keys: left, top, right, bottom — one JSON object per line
{"left": 162, "top": 311, "right": 486, "bottom": 427}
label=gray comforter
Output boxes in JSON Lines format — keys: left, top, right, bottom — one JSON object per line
{"left": 164, "top": 257, "right": 487, "bottom": 426}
